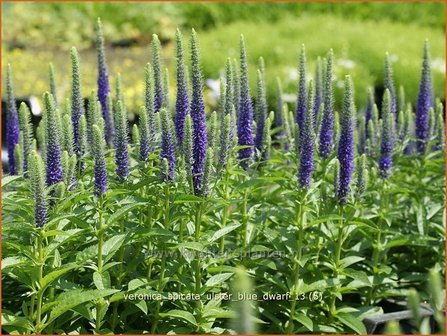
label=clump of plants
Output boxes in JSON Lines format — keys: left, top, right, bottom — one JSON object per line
{"left": 2, "top": 19, "right": 445, "bottom": 335}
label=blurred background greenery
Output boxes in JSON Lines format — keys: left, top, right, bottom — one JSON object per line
{"left": 1, "top": 1, "right": 445, "bottom": 116}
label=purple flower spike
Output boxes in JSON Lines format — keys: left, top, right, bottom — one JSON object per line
{"left": 43, "top": 92, "right": 63, "bottom": 186}
{"left": 190, "top": 29, "right": 208, "bottom": 194}
{"left": 92, "top": 125, "right": 108, "bottom": 196}
{"left": 276, "top": 77, "right": 284, "bottom": 137}
{"left": 114, "top": 100, "right": 129, "bottom": 182}
{"left": 295, "top": 44, "right": 307, "bottom": 128}
{"left": 5, "top": 65, "right": 20, "bottom": 175}
{"left": 28, "top": 151, "right": 47, "bottom": 227}
{"left": 255, "top": 69, "right": 267, "bottom": 152}
{"left": 96, "top": 18, "right": 113, "bottom": 146}
{"left": 70, "top": 47, "right": 85, "bottom": 154}
{"left": 314, "top": 56, "right": 323, "bottom": 126}
{"left": 384, "top": 53, "right": 397, "bottom": 119}
{"left": 379, "top": 89, "right": 394, "bottom": 178}
{"left": 160, "top": 108, "right": 177, "bottom": 181}
{"left": 237, "top": 35, "right": 254, "bottom": 166}
{"left": 364, "top": 87, "right": 374, "bottom": 138}
{"left": 175, "top": 29, "right": 190, "bottom": 146}
{"left": 416, "top": 40, "right": 434, "bottom": 153}
{"left": 152, "top": 34, "right": 165, "bottom": 112}
{"left": 299, "top": 80, "right": 315, "bottom": 189}
{"left": 319, "top": 50, "right": 334, "bottom": 159}
{"left": 337, "top": 76, "right": 355, "bottom": 205}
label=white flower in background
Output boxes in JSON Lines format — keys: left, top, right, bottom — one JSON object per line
{"left": 287, "top": 68, "right": 298, "bottom": 81}
{"left": 389, "top": 53, "right": 399, "bottom": 63}
{"left": 337, "top": 58, "right": 355, "bottom": 69}
{"left": 282, "top": 93, "right": 296, "bottom": 103}
{"left": 431, "top": 58, "right": 445, "bottom": 73}
{"left": 206, "top": 78, "right": 220, "bottom": 105}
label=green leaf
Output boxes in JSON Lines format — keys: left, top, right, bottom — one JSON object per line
{"left": 207, "top": 265, "right": 240, "bottom": 274}
{"left": 349, "top": 218, "right": 379, "bottom": 231}
{"left": 41, "top": 263, "right": 78, "bottom": 291}
{"left": 384, "top": 235, "right": 436, "bottom": 249}
{"left": 176, "top": 242, "right": 204, "bottom": 251}
{"left": 132, "top": 300, "right": 148, "bottom": 314}
{"left": 209, "top": 224, "right": 241, "bottom": 243}
{"left": 93, "top": 271, "right": 111, "bottom": 290}
{"left": 46, "top": 289, "right": 119, "bottom": 325}
{"left": 202, "top": 308, "right": 234, "bottom": 319}
{"left": 130, "top": 176, "right": 159, "bottom": 191}
{"left": 43, "top": 230, "right": 71, "bottom": 238}
{"left": 1, "top": 312, "right": 32, "bottom": 329}
{"left": 128, "top": 277, "right": 149, "bottom": 291}
{"left": 102, "top": 234, "right": 126, "bottom": 262}
{"left": 308, "top": 215, "right": 344, "bottom": 226}
{"left": 336, "top": 313, "right": 367, "bottom": 334}
{"left": 294, "top": 313, "right": 313, "bottom": 331}
{"left": 174, "top": 194, "right": 203, "bottom": 203}
{"left": 426, "top": 204, "right": 443, "bottom": 220}
{"left": 159, "top": 309, "right": 197, "bottom": 326}
{"left": 384, "top": 236, "right": 409, "bottom": 249}
{"left": 2, "top": 175, "right": 22, "bottom": 188}
{"left": 340, "top": 256, "right": 365, "bottom": 269}
{"left": 343, "top": 268, "right": 371, "bottom": 287}
{"left": 107, "top": 203, "right": 145, "bottom": 226}
{"left": 205, "top": 273, "right": 234, "bottom": 287}
{"left": 2, "top": 256, "right": 28, "bottom": 271}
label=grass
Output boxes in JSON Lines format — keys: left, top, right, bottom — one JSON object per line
{"left": 2, "top": 14, "right": 445, "bottom": 115}
{"left": 198, "top": 14, "right": 445, "bottom": 110}
{"left": 2, "top": 2, "right": 444, "bottom": 50}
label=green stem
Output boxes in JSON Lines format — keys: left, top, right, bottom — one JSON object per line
{"left": 286, "top": 193, "right": 305, "bottom": 334}
{"left": 95, "top": 196, "right": 104, "bottom": 333}
{"left": 330, "top": 206, "right": 344, "bottom": 318}
{"left": 194, "top": 202, "right": 202, "bottom": 292}
{"left": 219, "top": 206, "right": 229, "bottom": 254}
{"left": 242, "top": 189, "right": 248, "bottom": 249}
{"left": 194, "top": 202, "right": 204, "bottom": 332}
{"left": 151, "top": 182, "right": 171, "bottom": 334}
{"left": 219, "top": 166, "right": 231, "bottom": 255}
{"left": 97, "top": 210, "right": 104, "bottom": 273}
{"left": 368, "top": 178, "right": 387, "bottom": 305}
{"left": 35, "top": 230, "right": 44, "bottom": 333}
{"left": 367, "top": 231, "right": 382, "bottom": 305}
{"left": 147, "top": 203, "right": 154, "bottom": 279}
{"left": 30, "top": 294, "right": 35, "bottom": 322}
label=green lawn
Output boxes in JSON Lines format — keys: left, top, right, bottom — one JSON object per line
{"left": 2, "top": 14, "right": 444, "bottom": 114}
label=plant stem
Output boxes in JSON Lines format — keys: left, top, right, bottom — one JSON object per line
{"left": 219, "top": 165, "right": 231, "bottom": 255}
{"left": 193, "top": 201, "right": 204, "bottom": 332}
{"left": 330, "top": 205, "right": 344, "bottom": 318}
{"left": 34, "top": 230, "right": 44, "bottom": 333}
{"left": 97, "top": 202, "right": 104, "bottom": 274}
{"left": 146, "top": 201, "right": 154, "bottom": 279}
{"left": 95, "top": 196, "right": 104, "bottom": 333}
{"left": 194, "top": 202, "right": 202, "bottom": 293}
{"left": 286, "top": 193, "right": 305, "bottom": 334}
{"left": 219, "top": 206, "right": 229, "bottom": 254}
{"left": 151, "top": 182, "right": 171, "bottom": 334}
{"left": 367, "top": 230, "right": 381, "bottom": 305}
{"left": 367, "top": 178, "right": 387, "bottom": 305}
{"left": 242, "top": 188, "right": 248, "bottom": 249}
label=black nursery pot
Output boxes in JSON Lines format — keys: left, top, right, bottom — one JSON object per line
{"left": 363, "top": 300, "right": 435, "bottom": 334}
